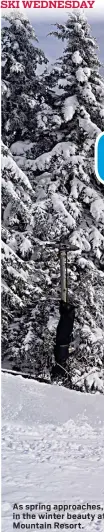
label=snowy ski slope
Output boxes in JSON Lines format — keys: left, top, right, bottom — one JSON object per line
{"left": 1, "top": 373, "right": 104, "bottom": 532}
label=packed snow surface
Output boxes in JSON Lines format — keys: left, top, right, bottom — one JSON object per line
{"left": 2, "top": 373, "right": 104, "bottom": 532}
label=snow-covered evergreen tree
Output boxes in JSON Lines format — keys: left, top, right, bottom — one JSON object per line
{"left": 1, "top": 11, "right": 47, "bottom": 152}
{"left": 12, "top": 13, "right": 104, "bottom": 392}
{"left": 1, "top": 143, "right": 55, "bottom": 377}
{"left": 1, "top": 12, "right": 104, "bottom": 392}
{"left": 1, "top": 141, "right": 33, "bottom": 365}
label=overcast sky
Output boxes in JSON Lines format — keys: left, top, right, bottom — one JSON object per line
{"left": 2, "top": 5, "right": 104, "bottom": 74}
{"left": 35, "top": 20, "right": 104, "bottom": 68}
{"left": 26, "top": 12, "right": 104, "bottom": 74}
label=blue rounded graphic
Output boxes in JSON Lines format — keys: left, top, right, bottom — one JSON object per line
{"left": 95, "top": 133, "right": 104, "bottom": 184}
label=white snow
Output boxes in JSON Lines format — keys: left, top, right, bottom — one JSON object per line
{"left": 13, "top": 18, "right": 23, "bottom": 28}
{"left": 3, "top": 201, "right": 12, "bottom": 224}
{"left": 52, "top": 193, "right": 75, "bottom": 228}
{"left": 2, "top": 372, "right": 104, "bottom": 532}
{"left": 83, "top": 84, "right": 96, "bottom": 103}
{"left": 84, "top": 67, "right": 91, "bottom": 78}
{"left": 53, "top": 114, "right": 62, "bottom": 126}
{"left": 73, "top": 369, "right": 104, "bottom": 394}
{"left": 79, "top": 116, "right": 100, "bottom": 136}
{"left": 1, "top": 144, "right": 32, "bottom": 190}
{"left": 89, "top": 228, "right": 104, "bottom": 259}
{"left": 2, "top": 178, "right": 18, "bottom": 200}
{"left": 90, "top": 198, "right": 104, "bottom": 224}
{"left": 27, "top": 98, "right": 37, "bottom": 109}
{"left": 58, "top": 78, "right": 70, "bottom": 87}
{"left": 76, "top": 66, "right": 91, "bottom": 83}
{"left": 5, "top": 119, "right": 10, "bottom": 132}
{"left": 47, "top": 315, "right": 59, "bottom": 333}
{"left": 10, "top": 62, "right": 25, "bottom": 74}
{"left": 24, "top": 142, "right": 76, "bottom": 173}
{"left": 1, "top": 240, "right": 31, "bottom": 267}
{"left": 10, "top": 140, "right": 34, "bottom": 156}
{"left": 52, "top": 84, "right": 65, "bottom": 96}
{"left": 1, "top": 81, "right": 10, "bottom": 98}
{"left": 72, "top": 51, "right": 82, "bottom": 65}
{"left": 23, "top": 329, "right": 34, "bottom": 351}
{"left": 76, "top": 67, "right": 87, "bottom": 83}
{"left": 7, "top": 265, "right": 29, "bottom": 284}
{"left": 12, "top": 42, "right": 19, "bottom": 51}
{"left": 100, "top": 108, "right": 104, "bottom": 118}
{"left": 1, "top": 81, "right": 7, "bottom": 94}
{"left": 63, "top": 96, "right": 78, "bottom": 122}
{"left": 20, "top": 237, "right": 32, "bottom": 257}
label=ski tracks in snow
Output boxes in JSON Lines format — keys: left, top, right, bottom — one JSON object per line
{"left": 1, "top": 374, "right": 104, "bottom": 532}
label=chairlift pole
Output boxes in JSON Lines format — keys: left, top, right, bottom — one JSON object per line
{"left": 59, "top": 246, "right": 67, "bottom": 303}
{"left": 59, "top": 242, "right": 79, "bottom": 304}
{"left": 34, "top": 239, "right": 80, "bottom": 305}
{"left": 66, "top": 249, "right": 68, "bottom": 304}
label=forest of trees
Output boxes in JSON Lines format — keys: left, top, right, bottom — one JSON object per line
{"left": 1, "top": 10, "right": 104, "bottom": 393}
